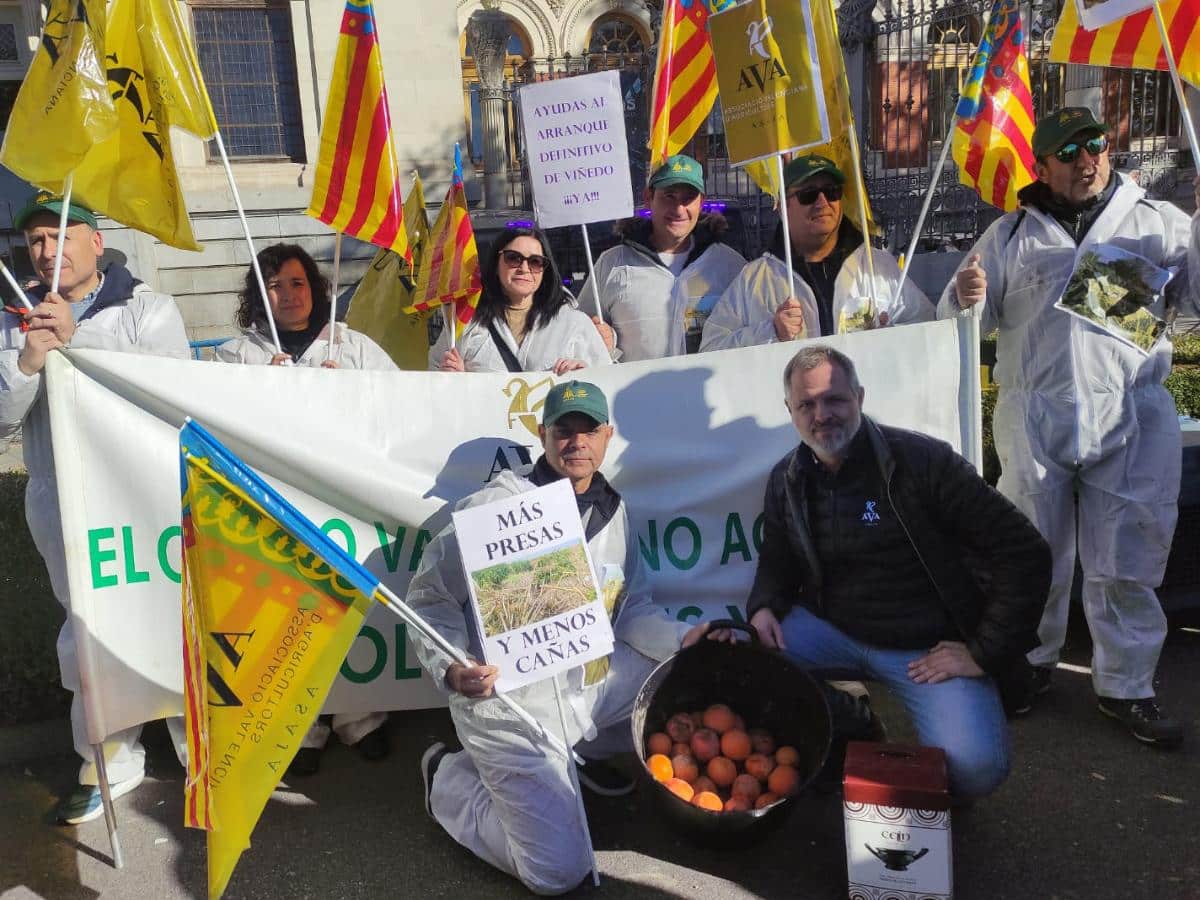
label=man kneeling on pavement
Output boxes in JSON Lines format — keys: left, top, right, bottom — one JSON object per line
{"left": 747, "top": 345, "right": 1052, "bottom": 799}
{"left": 407, "top": 380, "right": 727, "bottom": 894}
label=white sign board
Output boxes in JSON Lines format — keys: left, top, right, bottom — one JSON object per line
{"left": 519, "top": 70, "right": 634, "bottom": 228}
{"left": 1073, "top": 0, "right": 1157, "bottom": 30}
{"left": 453, "top": 478, "right": 613, "bottom": 692}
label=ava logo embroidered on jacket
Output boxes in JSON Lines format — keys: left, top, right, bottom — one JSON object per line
{"left": 862, "top": 500, "right": 881, "bottom": 524}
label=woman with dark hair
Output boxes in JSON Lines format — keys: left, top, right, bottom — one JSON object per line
{"left": 215, "top": 242, "right": 393, "bottom": 773}
{"left": 216, "top": 243, "right": 395, "bottom": 370}
{"left": 430, "top": 226, "right": 611, "bottom": 373}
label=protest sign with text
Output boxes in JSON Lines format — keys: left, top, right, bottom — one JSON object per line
{"left": 454, "top": 478, "right": 613, "bottom": 692}
{"left": 709, "top": 0, "right": 830, "bottom": 165}
{"left": 518, "top": 70, "right": 634, "bottom": 228}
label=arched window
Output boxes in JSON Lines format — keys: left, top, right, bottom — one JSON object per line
{"left": 587, "top": 13, "right": 647, "bottom": 59}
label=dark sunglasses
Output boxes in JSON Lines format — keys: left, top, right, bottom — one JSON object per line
{"left": 500, "top": 249, "right": 548, "bottom": 272}
{"left": 789, "top": 184, "right": 844, "bottom": 205}
{"left": 1054, "top": 135, "right": 1108, "bottom": 164}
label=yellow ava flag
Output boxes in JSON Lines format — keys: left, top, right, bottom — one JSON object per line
{"left": 0, "top": 0, "right": 118, "bottom": 187}
{"left": 69, "top": 0, "right": 218, "bottom": 250}
{"left": 709, "top": 0, "right": 830, "bottom": 165}
{"left": 180, "top": 421, "right": 377, "bottom": 898}
{"left": 345, "top": 174, "right": 434, "bottom": 369}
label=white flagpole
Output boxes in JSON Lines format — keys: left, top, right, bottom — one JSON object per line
{"left": 0, "top": 257, "right": 34, "bottom": 310}
{"left": 845, "top": 120, "right": 879, "bottom": 309}
{"left": 892, "top": 121, "right": 957, "bottom": 306}
{"left": 1152, "top": 2, "right": 1200, "bottom": 153}
{"left": 371, "top": 583, "right": 580, "bottom": 763}
{"left": 51, "top": 171, "right": 74, "bottom": 296}
{"left": 553, "top": 675, "right": 600, "bottom": 887}
{"left": 443, "top": 303, "right": 456, "bottom": 352}
{"left": 328, "top": 232, "right": 343, "bottom": 364}
{"left": 92, "top": 744, "right": 125, "bottom": 869}
{"left": 775, "top": 154, "right": 798, "bottom": 305}
{"left": 212, "top": 132, "right": 284, "bottom": 356}
{"left": 580, "top": 225, "right": 603, "bottom": 325}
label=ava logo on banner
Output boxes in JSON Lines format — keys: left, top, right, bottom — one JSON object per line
{"left": 518, "top": 70, "right": 634, "bottom": 229}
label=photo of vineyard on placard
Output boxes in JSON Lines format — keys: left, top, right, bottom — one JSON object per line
{"left": 470, "top": 542, "right": 597, "bottom": 637}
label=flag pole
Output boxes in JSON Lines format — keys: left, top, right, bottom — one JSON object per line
{"left": 370, "top": 583, "right": 580, "bottom": 763}
{"left": 212, "top": 132, "right": 284, "bottom": 357}
{"left": 553, "top": 675, "right": 600, "bottom": 887}
{"left": 580, "top": 225, "right": 603, "bottom": 325}
{"left": 92, "top": 743, "right": 125, "bottom": 869}
{"left": 328, "top": 232, "right": 343, "bottom": 364}
{"left": 0, "top": 258, "right": 34, "bottom": 310}
{"left": 1152, "top": 2, "right": 1200, "bottom": 154}
{"left": 51, "top": 171, "right": 74, "bottom": 296}
{"left": 845, "top": 121, "right": 879, "bottom": 310}
{"left": 892, "top": 120, "right": 957, "bottom": 306}
{"left": 774, "top": 154, "right": 799, "bottom": 310}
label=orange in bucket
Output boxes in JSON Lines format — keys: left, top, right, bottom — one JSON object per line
{"left": 723, "top": 795, "right": 752, "bottom": 812}
{"left": 646, "top": 732, "right": 672, "bottom": 756}
{"left": 767, "top": 763, "right": 801, "bottom": 796}
{"left": 731, "top": 773, "right": 762, "bottom": 801}
{"left": 672, "top": 753, "right": 700, "bottom": 783}
{"left": 664, "top": 777, "right": 694, "bottom": 802}
{"left": 707, "top": 756, "right": 737, "bottom": 788}
{"left": 744, "top": 752, "right": 775, "bottom": 781}
{"left": 775, "top": 745, "right": 801, "bottom": 767}
{"left": 691, "top": 791, "right": 723, "bottom": 811}
{"left": 755, "top": 791, "right": 780, "bottom": 810}
{"left": 647, "top": 753, "right": 673, "bottom": 782}
{"left": 702, "top": 703, "right": 737, "bottom": 734}
{"left": 666, "top": 713, "right": 696, "bottom": 743}
{"left": 690, "top": 728, "right": 721, "bottom": 763}
{"left": 720, "top": 729, "right": 752, "bottom": 762}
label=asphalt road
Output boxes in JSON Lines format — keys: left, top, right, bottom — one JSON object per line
{"left": 1, "top": 611, "right": 1198, "bottom": 900}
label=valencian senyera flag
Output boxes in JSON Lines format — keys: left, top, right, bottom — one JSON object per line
{"left": 648, "top": 0, "right": 736, "bottom": 172}
{"left": 951, "top": 0, "right": 1036, "bottom": 211}
{"left": 403, "top": 146, "right": 480, "bottom": 336}
{"left": 0, "top": 0, "right": 118, "bottom": 192}
{"left": 346, "top": 173, "right": 434, "bottom": 369}
{"left": 1050, "top": 0, "right": 1200, "bottom": 85}
{"left": 305, "top": 0, "right": 411, "bottom": 262}
{"left": 180, "top": 420, "right": 377, "bottom": 899}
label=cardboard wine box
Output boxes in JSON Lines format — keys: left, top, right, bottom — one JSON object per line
{"left": 843, "top": 742, "right": 953, "bottom": 900}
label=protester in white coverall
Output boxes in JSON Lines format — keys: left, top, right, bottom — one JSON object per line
{"left": 941, "top": 107, "right": 1200, "bottom": 746}
{"left": 702, "top": 154, "right": 932, "bottom": 352}
{"left": 576, "top": 154, "right": 746, "bottom": 360}
{"left": 0, "top": 193, "right": 190, "bottom": 824}
{"left": 216, "top": 242, "right": 394, "bottom": 773}
{"left": 432, "top": 225, "right": 610, "bottom": 374}
{"left": 410, "top": 381, "right": 726, "bottom": 895}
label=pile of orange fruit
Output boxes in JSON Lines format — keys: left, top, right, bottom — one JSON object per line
{"left": 643, "top": 702, "right": 803, "bottom": 813}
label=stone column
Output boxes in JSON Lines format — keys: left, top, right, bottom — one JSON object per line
{"left": 466, "top": 10, "right": 512, "bottom": 209}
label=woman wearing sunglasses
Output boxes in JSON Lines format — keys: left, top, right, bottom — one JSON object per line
{"left": 431, "top": 225, "right": 611, "bottom": 373}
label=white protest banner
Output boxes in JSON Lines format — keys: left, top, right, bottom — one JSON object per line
{"left": 44, "top": 319, "right": 978, "bottom": 743}
{"left": 1073, "top": 0, "right": 1157, "bottom": 30}
{"left": 454, "top": 478, "right": 613, "bottom": 692}
{"left": 519, "top": 70, "right": 634, "bottom": 228}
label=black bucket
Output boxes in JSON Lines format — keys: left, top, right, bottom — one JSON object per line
{"left": 631, "top": 620, "right": 832, "bottom": 847}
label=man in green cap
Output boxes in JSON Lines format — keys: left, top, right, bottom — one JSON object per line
{"left": 702, "top": 153, "right": 931, "bottom": 351}
{"left": 578, "top": 153, "right": 746, "bottom": 359}
{"left": 0, "top": 191, "right": 190, "bottom": 824}
{"left": 408, "top": 380, "right": 728, "bottom": 893}
{"left": 941, "top": 106, "right": 1200, "bottom": 745}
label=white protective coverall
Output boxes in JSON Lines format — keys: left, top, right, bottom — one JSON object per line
{"left": 215, "top": 320, "right": 393, "bottom": 747}
{"left": 576, "top": 223, "right": 747, "bottom": 360}
{"left": 700, "top": 247, "right": 933, "bottom": 351}
{"left": 407, "top": 467, "right": 688, "bottom": 894}
{"left": 427, "top": 303, "right": 611, "bottom": 372}
{"left": 0, "top": 274, "right": 190, "bottom": 784}
{"left": 939, "top": 173, "right": 1200, "bottom": 698}
{"left": 214, "top": 321, "right": 396, "bottom": 371}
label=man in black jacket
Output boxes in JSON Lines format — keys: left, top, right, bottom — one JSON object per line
{"left": 748, "top": 345, "right": 1051, "bottom": 799}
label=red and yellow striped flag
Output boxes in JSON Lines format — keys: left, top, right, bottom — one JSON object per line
{"left": 951, "top": 0, "right": 1036, "bottom": 211}
{"left": 305, "top": 0, "right": 410, "bottom": 262}
{"left": 403, "top": 147, "right": 480, "bottom": 335}
{"left": 648, "top": 0, "right": 737, "bottom": 172}
{"left": 1049, "top": 0, "right": 1200, "bottom": 84}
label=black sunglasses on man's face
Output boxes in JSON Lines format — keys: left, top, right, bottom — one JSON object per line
{"left": 1054, "top": 135, "right": 1108, "bottom": 164}
{"left": 788, "top": 184, "right": 844, "bottom": 205}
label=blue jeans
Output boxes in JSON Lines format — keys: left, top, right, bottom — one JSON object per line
{"left": 780, "top": 606, "right": 1010, "bottom": 800}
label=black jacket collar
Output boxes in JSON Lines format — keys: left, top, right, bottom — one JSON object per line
{"left": 528, "top": 455, "right": 622, "bottom": 542}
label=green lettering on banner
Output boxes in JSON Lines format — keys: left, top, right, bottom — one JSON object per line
{"left": 720, "top": 512, "right": 752, "bottom": 565}
{"left": 158, "top": 525, "right": 182, "bottom": 584}
{"left": 375, "top": 522, "right": 407, "bottom": 572}
{"left": 394, "top": 623, "right": 421, "bottom": 679}
{"left": 340, "top": 625, "right": 386, "bottom": 683}
{"left": 638, "top": 520, "right": 661, "bottom": 572}
{"left": 88, "top": 527, "right": 119, "bottom": 589}
{"left": 675, "top": 606, "right": 702, "bottom": 622}
{"left": 321, "top": 518, "right": 357, "bottom": 559}
{"left": 408, "top": 529, "right": 432, "bottom": 572}
{"left": 122, "top": 525, "right": 150, "bottom": 583}
{"left": 664, "top": 517, "right": 702, "bottom": 570}
{"left": 752, "top": 512, "right": 765, "bottom": 552}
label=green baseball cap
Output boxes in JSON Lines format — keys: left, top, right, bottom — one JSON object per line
{"left": 784, "top": 154, "right": 846, "bottom": 192}
{"left": 648, "top": 154, "right": 705, "bottom": 193}
{"left": 1031, "top": 107, "right": 1108, "bottom": 158}
{"left": 13, "top": 190, "right": 98, "bottom": 231}
{"left": 542, "top": 380, "right": 609, "bottom": 427}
